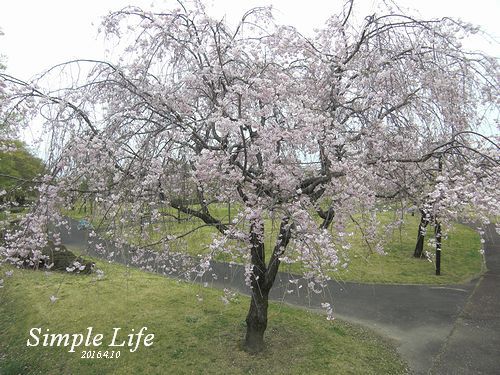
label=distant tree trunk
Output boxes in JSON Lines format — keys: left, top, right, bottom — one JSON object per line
{"left": 414, "top": 210, "right": 430, "bottom": 258}
{"left": 435, "top": 221, "right": 442, "bottom": 275}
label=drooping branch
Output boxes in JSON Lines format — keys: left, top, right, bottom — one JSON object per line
{"left": 170, "top": 199, "right": 228, "bottom": 235}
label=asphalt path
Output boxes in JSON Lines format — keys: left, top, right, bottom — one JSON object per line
{"left": 429, "top": 223, "right": 500, "bottom": 374}
{"left": 59, "top": 219, "right": 499, "bottom": 374}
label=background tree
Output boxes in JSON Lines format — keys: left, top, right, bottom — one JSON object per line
{"left": 374, "top": 134, "right": 499, "bottom": 271}
{"left": 1, "top": 0, "right": 498, "bottom": 353}
{"left": 0, "top": 139, "right": 45, "bottom": 206}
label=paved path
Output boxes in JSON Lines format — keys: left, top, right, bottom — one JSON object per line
{"left": 429, "top": 224, "right": 500, "bottom": 374}
{"left": 60, "top": 220, "right": 499, "bottom": 374}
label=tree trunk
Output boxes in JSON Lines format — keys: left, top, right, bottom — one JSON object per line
{"left": 243, "top": 219, "right": 268, "bottom": 353}
{"left": 414, "top": 229, "right": 425, "bottom": 258}
{"left": 242, "top": 217, "right": 292, "bottom": 353}
{"left": 414, "top": 211, "right": 429, "bottom": 258}
{"left": 435, "top": 221, "right": 441, "bottom": 275}
{"left": 244, "top": 290, "right": 269, "bottom": 353}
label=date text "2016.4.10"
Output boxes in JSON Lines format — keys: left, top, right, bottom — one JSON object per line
{"left": 81, "top": 350, "right": 121, "bottom": 359}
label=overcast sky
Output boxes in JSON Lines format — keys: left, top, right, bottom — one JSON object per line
{"left": 1, "top": 0, "right": 499, "bottom": 81}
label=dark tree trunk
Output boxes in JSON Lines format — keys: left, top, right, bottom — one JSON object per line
{"left": 414, "top": 210, "right": 430, "bottom": 258}
{"left": 435, "top": 157, "right": 443, "bottom": 274}
{"left": 435, "top": 221, "right": 442, "bottom": 275}
{"left": 414, "top": 229, "right": 425, "bottom": 258}
{"left": 243, "top": 219, "right": 268, "bottom": 353}
{"left": 243, "top": 218, "right": 293, "bottom": 353}
{"left": 244, "top": 290, "right": 269, "bottom": 353}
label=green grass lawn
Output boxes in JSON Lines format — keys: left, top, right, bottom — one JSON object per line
{"left": 0, "top": 260, "right": 408, "bottom": 375}
{"left": 68, "top": 203, "right": 483, "bottom": 285}
{"left": 281, "top": 214, "right": 484, "bottom": 285}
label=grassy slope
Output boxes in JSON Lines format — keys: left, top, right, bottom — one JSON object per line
{"left": 283, "top": 213, "right": 484, "bottom": 285}
{"left": 70, "top": 204, "right": 483, "bottom": 285}
{"left": 325, "top": 219, "right": 483, "bottom": 284}
{"left": 0, "top": 260, "right": 407, "bottom": 375}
